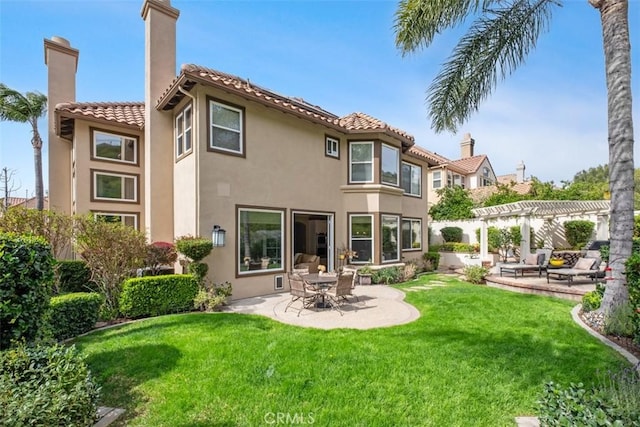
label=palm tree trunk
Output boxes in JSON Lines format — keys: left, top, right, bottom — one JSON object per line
{"left": 31, "top": 119, "right": 44, "bottom": 211}
{"left": 591, "top": 0, "right": 635, "bottom": 314}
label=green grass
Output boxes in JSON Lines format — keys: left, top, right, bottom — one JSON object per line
{"left": 74, "top": 274, "right": 629, "bottom": 426}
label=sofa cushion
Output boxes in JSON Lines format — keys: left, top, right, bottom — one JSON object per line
{"left": 574, "top": 257, "right": 597, "bottom": 270}
{"left": 524, "top": 254, "right": 539, "bottom": 265}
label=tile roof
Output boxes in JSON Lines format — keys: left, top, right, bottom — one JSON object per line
{"left": 468, "top": 181, "right": 532, "bottom": 203}
{"left": 339, "top": 112, "right": 415, "bottom": 144}
{"left": 407, "top": 145, "right": 449, "bottom": 165}
{"left": 56, "top": 102, "right": 145, "bottom": 129}
{"left": 497, "top": 174, "right": 517, "bottom": 184}
{"left": 449, "top": 154, "right": 487, "bottom": 174}
{"left": 0, "top": 197, "right": 27, "bottom": 208}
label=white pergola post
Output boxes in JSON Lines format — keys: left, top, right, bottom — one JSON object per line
{"left": 520, "top": 214, "right": 531, "bottom": 260}
{"left": 479, "top": 218, "right": 489, "bottom": 263}
{"left": 596, "top": 214, "right": 609, "bottom": 240}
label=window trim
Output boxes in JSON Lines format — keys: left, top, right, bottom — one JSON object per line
{"left": 236, "top": 206, "right": 286, "bottom": 277}
{"left": 90, "top": 127, "right": 138, "bottom": 165}
{"left": 93, "top": 211, "right": 139, "bottom": 229}
{"left": 432, "top": 170, "right": 442, "bottom": 189}
{"left": 175, "top": 103, "right": 193, "bottom": 160}
{"left": 381, "top": 214, "right": 400, "bottom": 263}
{"left": 207, "top": 96, "right": 246, "bottom": 157}
{"left": 349, "top": 141, "right": 374, "bottom": 184}
{"left": 402, "top": 218, "right": 422, "bottom": 251}
{"left": 91, "top": 169, "right": 139, "bottom": 203}
{"left": 401, "top": 161, "right": 422, "bottom": 197}
{"left": 325, "top": 135, "right": 340, "bottom": 159}
{"left": 349, "top": 213, "right": 374, "bottom": 264}
{"left": 380, "top": 143, "right": 400, "bottom": 187}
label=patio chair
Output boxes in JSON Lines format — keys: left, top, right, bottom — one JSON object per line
{"left": 325, "top": 272, "right": 355, "bottom": 316}
{"left": 499, "top": 253, "right": 547, "bottom": 278}
{"left": 284, "top": 272, "right": 319, "bottom": 316}
{"left": 546, "top": 257, "right": 602, "bottom": 286}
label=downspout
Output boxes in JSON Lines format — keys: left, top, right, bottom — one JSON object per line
{"left": 177, "top": 85, "right": 200, "bottom": 236}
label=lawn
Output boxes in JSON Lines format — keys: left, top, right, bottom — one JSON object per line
{"left": 74, "top": 274, "right": 628, "bottom": 426}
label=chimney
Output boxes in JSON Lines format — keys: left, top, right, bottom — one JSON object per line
{"left": 44, "top": 36, "right": 78, "bottom": 215}
{"left": 141, "top": 0, "right": 179, "bottom": 242}
{"left": 460, "top": 132, "right": 475, "bottom": 158}
{"left": 516, "top": 161, "right": 526, "bottom": 183}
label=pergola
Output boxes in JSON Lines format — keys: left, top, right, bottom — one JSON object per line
{"left": 471, "top": 200, "right": 611, "bottom": 262}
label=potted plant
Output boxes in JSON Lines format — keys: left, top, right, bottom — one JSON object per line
{"left": 357, "top": 265, "right": 373, "bottom": 285}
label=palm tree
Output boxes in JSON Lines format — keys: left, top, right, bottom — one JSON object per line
{"left": 0, "top": 84, "right": 48, "bottom": 211}
{"left": 394, "top": 0, "right": 634, "bottom": 314}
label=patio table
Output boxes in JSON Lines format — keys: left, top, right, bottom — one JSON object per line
{"left": 302, "top": 273, "right": 338, "bottom": 309}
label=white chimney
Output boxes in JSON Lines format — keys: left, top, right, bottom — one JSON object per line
{"left": 516, "top": 161, "right": 526, "bottom": 183}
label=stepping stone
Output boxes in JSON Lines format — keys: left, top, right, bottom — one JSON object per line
{"left": 94, "top": 407, "right": 125, "bottom": 427}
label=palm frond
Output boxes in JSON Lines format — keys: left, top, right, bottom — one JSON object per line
{"left": 0, "top": 83, "right": 47, "bottom": 123}
{"left": 394, "top": 0, "right": 498, "bottom": 56}
{"left": 427, "top": 0, "right": 560, "bottom": 133}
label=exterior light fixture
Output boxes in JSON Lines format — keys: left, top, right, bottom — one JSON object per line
{"left": 212, "top": 225, "right": 226, "bottom": 247}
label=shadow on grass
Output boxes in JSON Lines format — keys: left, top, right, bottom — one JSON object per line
{"left": 86, "top": 343, "right": 182, "bottom": 425}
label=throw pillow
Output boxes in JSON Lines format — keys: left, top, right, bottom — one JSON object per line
{"left": 525, "top": 254, "right": 539, "bottom": 265}
{"left": 574, "top": 257, "right": 596, "bottom": 270}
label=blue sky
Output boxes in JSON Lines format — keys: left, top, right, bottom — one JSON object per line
{"left": 1, "top": 0, "right": 638, "bottom": 198}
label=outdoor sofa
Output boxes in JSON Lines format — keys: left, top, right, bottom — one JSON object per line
{"left": 499, "top": 253, "right": 547, "bottom": 278}
{"left": 546, "top": 256, "right": 603, "bottom": 285}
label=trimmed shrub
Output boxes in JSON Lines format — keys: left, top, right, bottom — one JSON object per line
{"left": 119, "top": 274, "right": 198, "bottom": 318}
{"left": 56, "top": 260, "right": 94, "bottom": 293}
{"left": 175, "top": 236, "right": 213, "bottom": 262}
{"left": 0, "top": 343, "right": 100, "bottom": 426}
{"left": 423, "top": 252, "right": 440, "bottom": 271}
{"left": 188, "top": 261, "right": 209, "bottom": 282}
{"left": 0, "top": 233, "right": 54, "bottom": 350}
{"left": 440, "top": 226, "right": 463, "bottom": 243}
{"left": 581, "top": 291, "right": 602, "bottom": 313}
{"left": 436, "top": 242, "right": 478, "bottom": 253}
{"left": 146, "top": 241, "right": 178, "bottom": 275}
{"left": 47, "top": 293, "right": 104, "bottom": 341}
{"left": 563, "top": 220, "right": 595, "bottom": 249}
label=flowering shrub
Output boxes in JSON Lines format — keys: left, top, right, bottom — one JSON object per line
{"left": 146, "top": 241, "right": 178, "bottom": 275}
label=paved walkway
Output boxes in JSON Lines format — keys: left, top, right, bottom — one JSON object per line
{"left": 225, "top": 284, "right": 421, "bottom": 329}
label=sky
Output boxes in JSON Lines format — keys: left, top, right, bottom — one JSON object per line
{"left": 0, "top": 0, "right": 638, "bottom": 198}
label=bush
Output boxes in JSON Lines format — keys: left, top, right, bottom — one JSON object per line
{"left": 46, "top": 293, "right": 104, "bottom": 341}
{"left": 146, "top": 241, "right": 178, "bottom": 275}
{"left": 188, "top": 261, "right": 209, "bottom": 282}
{"left": 603, "top": 301, "right": 635, "bottom": 337}
{"left": 119, "top": 275, "right": 199, "bottom": 318}
{"left": 624, "top": 251, "right": 640, "bottom": 344}
{"left": 175, "top": 236, "right": 213, "bottom": 262}
{"left": 0, "top": 343, "right": 100, "bottom": 426}
{"left": 582, "top": 291, "right": 603, "bottom": 313}
{"left": 193, "top": 282, "right": 232, "bottom": 312}
{"left": 435, "top": 242, "right": 478, "bottom": 253}
{"left": 403, "top": 262, "right": 417, "bottom": 281}
{"left": 440, "top": 226, "right": 463, "bottom": 243}
{"left": 563, "top": 220, "right": 595, "bottom": 249}
{"left": 56, "top": 260, "right": 94, "bottom": 293}
{"left": 538, "top": 382, "right": 619, "bottom": 426}
{"left": 0, "top": 233, "right": 54, "bottom": 350}
{"left": 462, "top": 265, "right": 489, "bottom": 284}
{"left": 423, "top": 252, "right": 440, "bottom": 271}
{"left": 372, "top": 267, "right": 402, "bottom": 285}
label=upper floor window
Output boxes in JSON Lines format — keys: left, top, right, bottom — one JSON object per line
{"left": 209, "top": 98, "right": 244, "bottom": 155}
{"left": 94, "top": 212, "right": 138, "bottom": 229}
{"left": 481, "top": 167, "right": 493, "bottom": 186}
{"left": 350, "top": 142, "right": 373, "bottom": 183}
{"left": 325, "top": 136, "right": 340, "bottom": 158}
{"left": 92, "top": 170, "right": 138, "bottom": 203}
{"left": 381, "top": 144, "right": 399, "bottom": 186}
{"left": 92, "top": 129, "right": 137, "bottom": 164}
{"left": 176, "top": 104, "right": 192, "bottom": 158}
{"left": 401, "top": 162, "right": 421, "bottom": 197}
{"left": 433, "top": 171, "right": 442, "bottom": 189}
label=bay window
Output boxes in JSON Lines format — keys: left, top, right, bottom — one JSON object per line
{"left": 350, "top": 214, "right": 373, "bottom": 262}
{"left": 349, "top": 142, "right": 373, "bottom": 183}
{"left": 401, "top": 162, "right": 421, "bottom": 197}
{"left": 381, "top": 215, "right": 400, "bottom": 262}
{"left": 381, "top": 144, "right": 399, "bottom": 186}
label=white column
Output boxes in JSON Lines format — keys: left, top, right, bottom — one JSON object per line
{"left": 596, "top": 214, "right": 609, "bottom": 240}
{"left": 520, "top": 214, "right": 531, "bottom": 260}
{"left": 480, "top": 218, "right": 489, "bottom": 263}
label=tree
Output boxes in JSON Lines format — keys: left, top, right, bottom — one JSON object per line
{"left": 429, "top": 186, "right": 475, "bottom": 220}
{"left": 395, "top": 0, "right": 634, "bottom": 315}
{"left": 0, "top": 85, "right": 47, "bottom": 211}
{"left": 0, "top": 167, "right": 21, "bottom": 212}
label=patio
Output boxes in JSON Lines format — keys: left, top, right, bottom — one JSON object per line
{"left": 486, "top": 271, "right": 597, "bottom": 301}
{"left": 225, "top": 284, "right": 420, "bottom": 329}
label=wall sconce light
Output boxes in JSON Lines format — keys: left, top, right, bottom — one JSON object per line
{"left": 212, "top": 225, "right": 226, "bottom": 247}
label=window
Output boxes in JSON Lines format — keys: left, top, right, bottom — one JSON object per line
{"left": 238, "top": 208, "right": 284, "bottom": 274}
{"left": 94, "top": 212, "right": 138, "bottom": 229}
{"left": 92, "top": 129, "right": 136, "bottom": 164}
{"left": 325, "top": 136, "right": 339, "bottom": 158}
{"left": 481, "top": 167, "right": 493, "bottom": 186}
{"left": 350, "top": 142, "right": 373, "bottom": 183}
{"left": 381, "top": 215, "right": 400, "bottom": 262}
{"left": 381, "top": 144, "right": 399, "bottom": 186}
{"left": 448, "top": 172, "right": 464, "bottom": 188}
{"left": 433, "top": 171, "right": 442, "bottom": 189}
{"left": 176, "top": 104, "right": 192, "bottom": 158}
{"left": 401, "top": 162, "right": 422, "bottom": 197}
{"left": 350, "top": 214, "right": 373, "bottom": 263}
{"left": 209, "top": 99, "right": 244, "bottom": 155}
{"left": 92, "top": 171, "right": 137, "bottom": 202}
{"left": 402, "top": 218, "right": 422, "bottom": 250}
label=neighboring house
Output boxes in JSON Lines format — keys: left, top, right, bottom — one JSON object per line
{"left": 469, "top": 161, "right": 532, "bottom": 203}
{"left": 417, "top": 133, "right": 499, "bottom": 209}
{"left": 44, "top": 0, "right": 438, "bottom": 299}
{"left": 1, "top": 196, "right": 49, "bottom": 210}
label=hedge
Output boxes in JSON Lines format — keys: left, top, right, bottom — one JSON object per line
{"left": 119, "top": 274, "right": 199, "bottom": 318}
{"left": 563, "top": 220, "right": 595, "bottom": 249}
{"left": 0, "top": 233, "right": 54, "bottom": 350}
{"left": 440, "top": 226, "right": 463, "bottom": 243}
{"left": 47, "top": 292, "right": 104, "bottom": 341}
{"left": 56, "top": 260, "right": 94, "bottom": 293}
{"left": 0, "top": 343, "right": 100, "bottom": 426}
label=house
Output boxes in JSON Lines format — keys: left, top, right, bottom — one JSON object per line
{"left": 414, "top": 133, "right": 499, "bottom": 209}
{"left": 44, "top": 0, "right": 438, "bottom": 299}
{"left": 1, "top": 196, "right": 49, "bottom": 211}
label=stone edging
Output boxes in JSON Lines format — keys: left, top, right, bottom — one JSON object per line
{"left": 570, "top": 304, "right": 639, "bottom": 370}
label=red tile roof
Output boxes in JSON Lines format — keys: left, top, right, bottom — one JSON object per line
{"left": 449, "top": 154, "right": 488, "bottom": 174}
{"left": 339, "top": 112, "right": 414, "bottom": 144}
{"left": 407, "top": 145, "right": 449, "bottom": 165}
{"left": 56, "top": 102, "right": 145, "bottom": 129}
